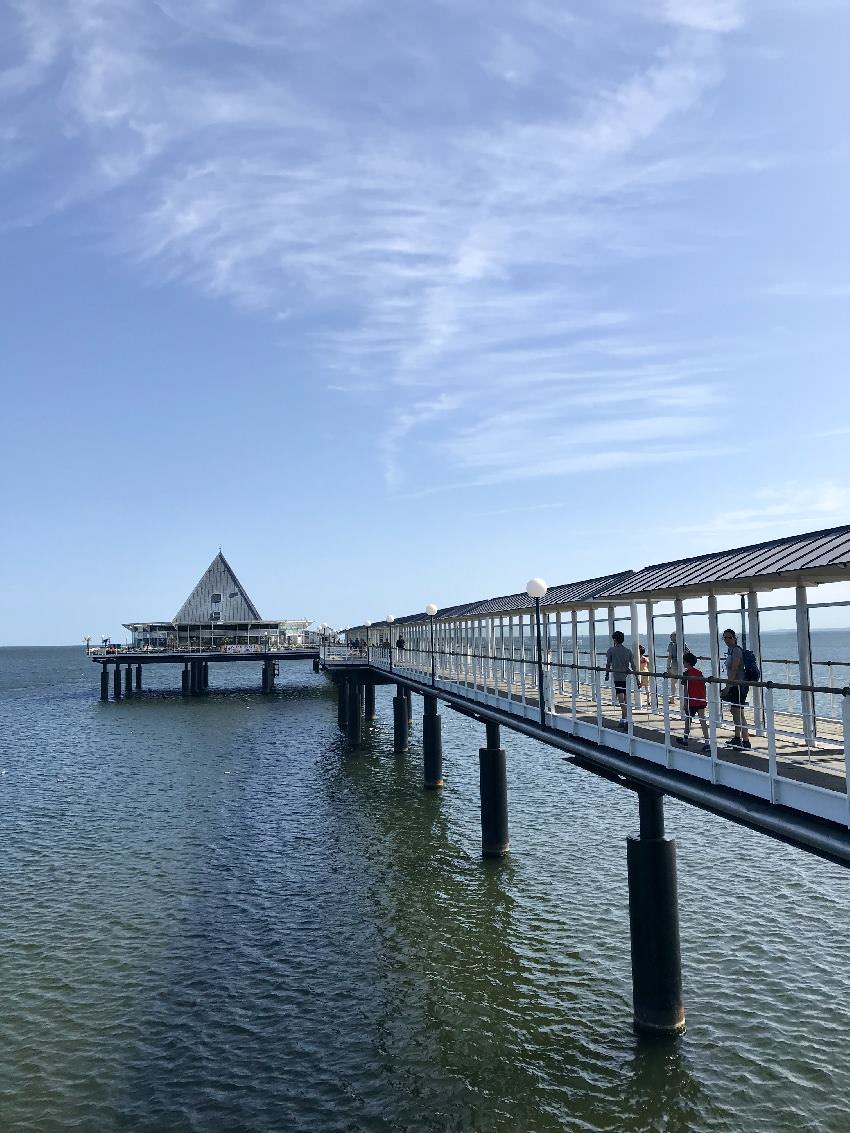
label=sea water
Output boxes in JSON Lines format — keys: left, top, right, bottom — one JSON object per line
{"left": 1, "top": 646, "right": 848, "bottom": 1132}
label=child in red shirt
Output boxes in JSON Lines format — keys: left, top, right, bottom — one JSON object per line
{"left": 675, "top": 651, "right": 710, "bottom": 753}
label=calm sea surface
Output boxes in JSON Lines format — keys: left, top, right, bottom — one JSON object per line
{"left": 1, "top": 645, "right": 849, "bottom": 1133}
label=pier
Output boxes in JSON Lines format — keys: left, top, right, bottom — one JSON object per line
{"left": 92, "top": 551, "right": 321, "bottom": 696}
{"left": 92, "top": 526, "right": 850, "bottom": 1037}
{"left": 323, "top": 524, "right": 850, "bottom": 1036}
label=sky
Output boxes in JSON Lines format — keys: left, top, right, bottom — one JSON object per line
{"left": 1, "top": 0, "right": 849, "bottom": 644}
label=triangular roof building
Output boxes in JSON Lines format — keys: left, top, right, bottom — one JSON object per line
{"left": 174, "top": 552, "right": 262, "bottom": 624}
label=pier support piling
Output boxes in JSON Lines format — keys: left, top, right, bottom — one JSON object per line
{"left": 313, "top": 657, "right": 321, "bottom": 673}
{"left": 405, "top": 686, "right": 413, "bottom": 723}
{"left": 124, "top": 665, "right": 132, "bottom": 696}
{"left": 422, "top": 694, "right": 443, "bottom": 789}
{"left": 202, "top": 661, "right": 209, "bottom": 690}
{"left": 393, "top": 683, "right": 409, "bottom": 753}
{"left": 135, "top": 664, "right": 142, "bottom": 691}
{"left": 337, "top": 678, "right": 348, "bottom": 731}
{"left": 182, "top": 663, "right": 190, "bottom": 696}
{"left": 364, "top": 679, "right": 376, "bottom": 721}
{"left": 113, "top": 665, "right": 122, "bottom": 700}
{"left": 627, "top": 789, "right": 685, "bottom": 1037}
{"left": 479, "top": 721, "right": 508, "bottom": 857}
{"left": 100, "top": 665, "right": 109, "bottom": 701}
{"left": 347, "top": 680, "right": 363, "bottom": 747}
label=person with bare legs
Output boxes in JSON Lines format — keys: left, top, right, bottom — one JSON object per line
{"left": 605, "top": 630, "right": 641, "bottom": 732}
{"left": 721, "top": 628, "right": 751, "bottom": 750}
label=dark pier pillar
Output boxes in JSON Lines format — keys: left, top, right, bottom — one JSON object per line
{"left": 627, "top": 789, "right": 685, "bottom": 1037}
{"left": 479, "top": 721, "right": 508, "bottom": 857}
{"left": 261, "top": 660, "right": 269, "bottom": 693}
{"left": 393, "top": 683, "right": 408, "bottom": 753}
{"left": 192, "top": 660, "right": 202, "bottom": 695}
{"left": 347, "top": 680, "right": 362, "bottom": 747}
{"left": 364, "top": 679, "right": 376, "bottom": 721}
{"left": 100, "top": 664, "right": 109, "bottom": 701}
{"left": 113, "top": 664, "right": 122, "bottom": 700}
{"left": 182, "top": 662, "right": 190, "bottom": 696}
{"left": 337, "top": 678, "right": 348, "bottom": 731}
{"left": 313, "top": 657, "right": 321, "bottom": 673}
{"left": 135, "top": 664, "right": 142, "bottom": 691}
{"left": 422, "top": 694, "right": 443, "bottom": 789}
{"left": 405, "top": 686, "right": 413, "bottom": 723}
{"left": 124, "top": 665, "right": 133, "bottom": 696}
{"left": 202, "top": 661, "right": 209, "bottom": 690}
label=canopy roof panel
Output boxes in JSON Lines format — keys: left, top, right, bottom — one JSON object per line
{"left": 598, "top": 524, "right": 850, "bottom": 600}
{"left": 374, "top": 571, "right": 635, "bottom": 626}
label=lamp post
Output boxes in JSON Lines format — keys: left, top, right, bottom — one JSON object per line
{"left": 387, "top": 615, "right": 395, "bottom": 672}
{"left": 526, "top": 578, "right": 548, "bottom": 726}
{"left": 425, "top": 603, "right": 438, "bottom": 686}
{"left": 364, "top": 620, "right": 371, "bottom": 660}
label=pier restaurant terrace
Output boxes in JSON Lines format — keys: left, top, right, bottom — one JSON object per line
{"left": 120, "top": 552, "right": 310, "bottom": 651}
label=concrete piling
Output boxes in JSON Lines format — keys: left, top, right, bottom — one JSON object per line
{"left": 422, "top": 694, "right": 443, "bottom": 789}
{"left": 479, "top": 721, "right": 508, "bottom": 857}
{"left": 124, "top": 665, "right": 133, "bottom": 696}
{"left": 113, "top": 665, "right": 122, "bottom": 700}
{"left": 393, "top": 683, "right": 408, "bottom": 753}
{"left": 181, "top": 663, "right": 190, "bottom": 696}
{"left": 364, "top": 679, "right": 376, "bottom": 721}
{"left": 627, "top": 789, "right": 685, "bottom": 1037}
{"left": 135, "top": 664, "right": 142, "bottom": 691}
{"left": 100, "top": 665, "right": 109, "bottom": 701}
{"left": 347, "top": 680, "right": 362, "bottom": 747}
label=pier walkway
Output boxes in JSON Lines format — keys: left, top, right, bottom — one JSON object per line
{"left": 327, "top": 525, "right": 850, "bottom": 866}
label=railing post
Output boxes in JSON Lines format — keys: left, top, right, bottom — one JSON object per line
{"left": 765, "top": 683, "right": 778, "bottom": 803}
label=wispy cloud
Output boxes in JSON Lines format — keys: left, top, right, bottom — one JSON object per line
{"left": 1, "top": 0, "right": 762, "bottom": 488}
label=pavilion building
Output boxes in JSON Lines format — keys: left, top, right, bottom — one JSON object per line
{"left": 124, "top": 552, "right": 311, "bottom": 651}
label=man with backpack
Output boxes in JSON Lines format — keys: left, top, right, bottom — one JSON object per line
{"left": 721, "top": 628, "right": 753, "bottom": 750}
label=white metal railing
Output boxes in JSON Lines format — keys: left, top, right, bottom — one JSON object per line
{"left": 320, "top": 643, "right": 850, "bottom": 830}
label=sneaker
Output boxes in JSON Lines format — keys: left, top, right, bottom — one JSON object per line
{"left": 740, "top": 740, "right": 752, "bottom": 751}
{"left": 700, "top": 742, "right": 711, "bottom": 754}
{"left": 724, "top": 738, "right": 739, "bottom": 748}
{"left": 617, "top": 720, "right": 628, "bottom": 732}
{"left": 674, "top": 737, "right": 689, "bottom": 747}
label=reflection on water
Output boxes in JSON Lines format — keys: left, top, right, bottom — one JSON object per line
{"left": 1, "top": 647, "right": 849, "bottom": 1132}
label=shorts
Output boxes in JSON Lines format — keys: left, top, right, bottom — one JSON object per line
{"left": 614, "top": 680, "right": 627, "bottom": 696}
{"left": 725, "top": 684, "right": 749, "bottom": 706}
{"left": 685, "top": 701, "right": 707, "bottom": 719}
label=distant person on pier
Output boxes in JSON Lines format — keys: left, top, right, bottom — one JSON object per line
{"left": 721, "top": 628, "right": 751, "bottom": 750}
{"left": 638, "top": 644, "right": 651, "bottom": 709}
{"left": 666, "top": 632, "right": 688, "bottom": 704}
{"left": 396, "top": 635, "right": 405, "bottom": 653}
{"left": 675, "top": 652, "right": 710, "bottom": 753}
{"left": 604, "top": 631, "right": 640, "bottom": 732}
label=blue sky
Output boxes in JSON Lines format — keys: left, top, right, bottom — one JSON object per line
{"left": 1, "top": 0, "right": 849, "bottom": 644}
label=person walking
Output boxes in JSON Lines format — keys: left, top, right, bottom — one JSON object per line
{"left": 675, "top": 651, "right": 710, "bottom": 752}
{"left": 604, "top": 631, "right": 641, "bottom": 732}
{"left": 666, "top": 631, "right": 689, "bottom": 705}
{"left": 721, "top": 628, "right": 751, "bottom": 750}
{"left": 638, "top": 644, "right": 651, "bottom": 710}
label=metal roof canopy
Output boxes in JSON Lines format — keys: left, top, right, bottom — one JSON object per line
{"left": 361, "top": 525, "right": 850, "bottom": 629}
{"left": 598, "top": 524, "right": 850, "bottom": 602}
{"left": 372, "top": 571, "right": 636, "bottom": 627}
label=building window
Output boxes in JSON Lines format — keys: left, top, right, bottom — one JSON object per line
{"left": 229, "top": 591, "right": 239, "bottom": 599}
{"left": 211, "top": 593, "right": 221, "bottom": 603}
{"left": 210, "top": 612, "right": 221, "bottom": 621}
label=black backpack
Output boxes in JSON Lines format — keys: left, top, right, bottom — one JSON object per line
{"left": 742, "top": 648, "right": 760, "bottom": 682}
